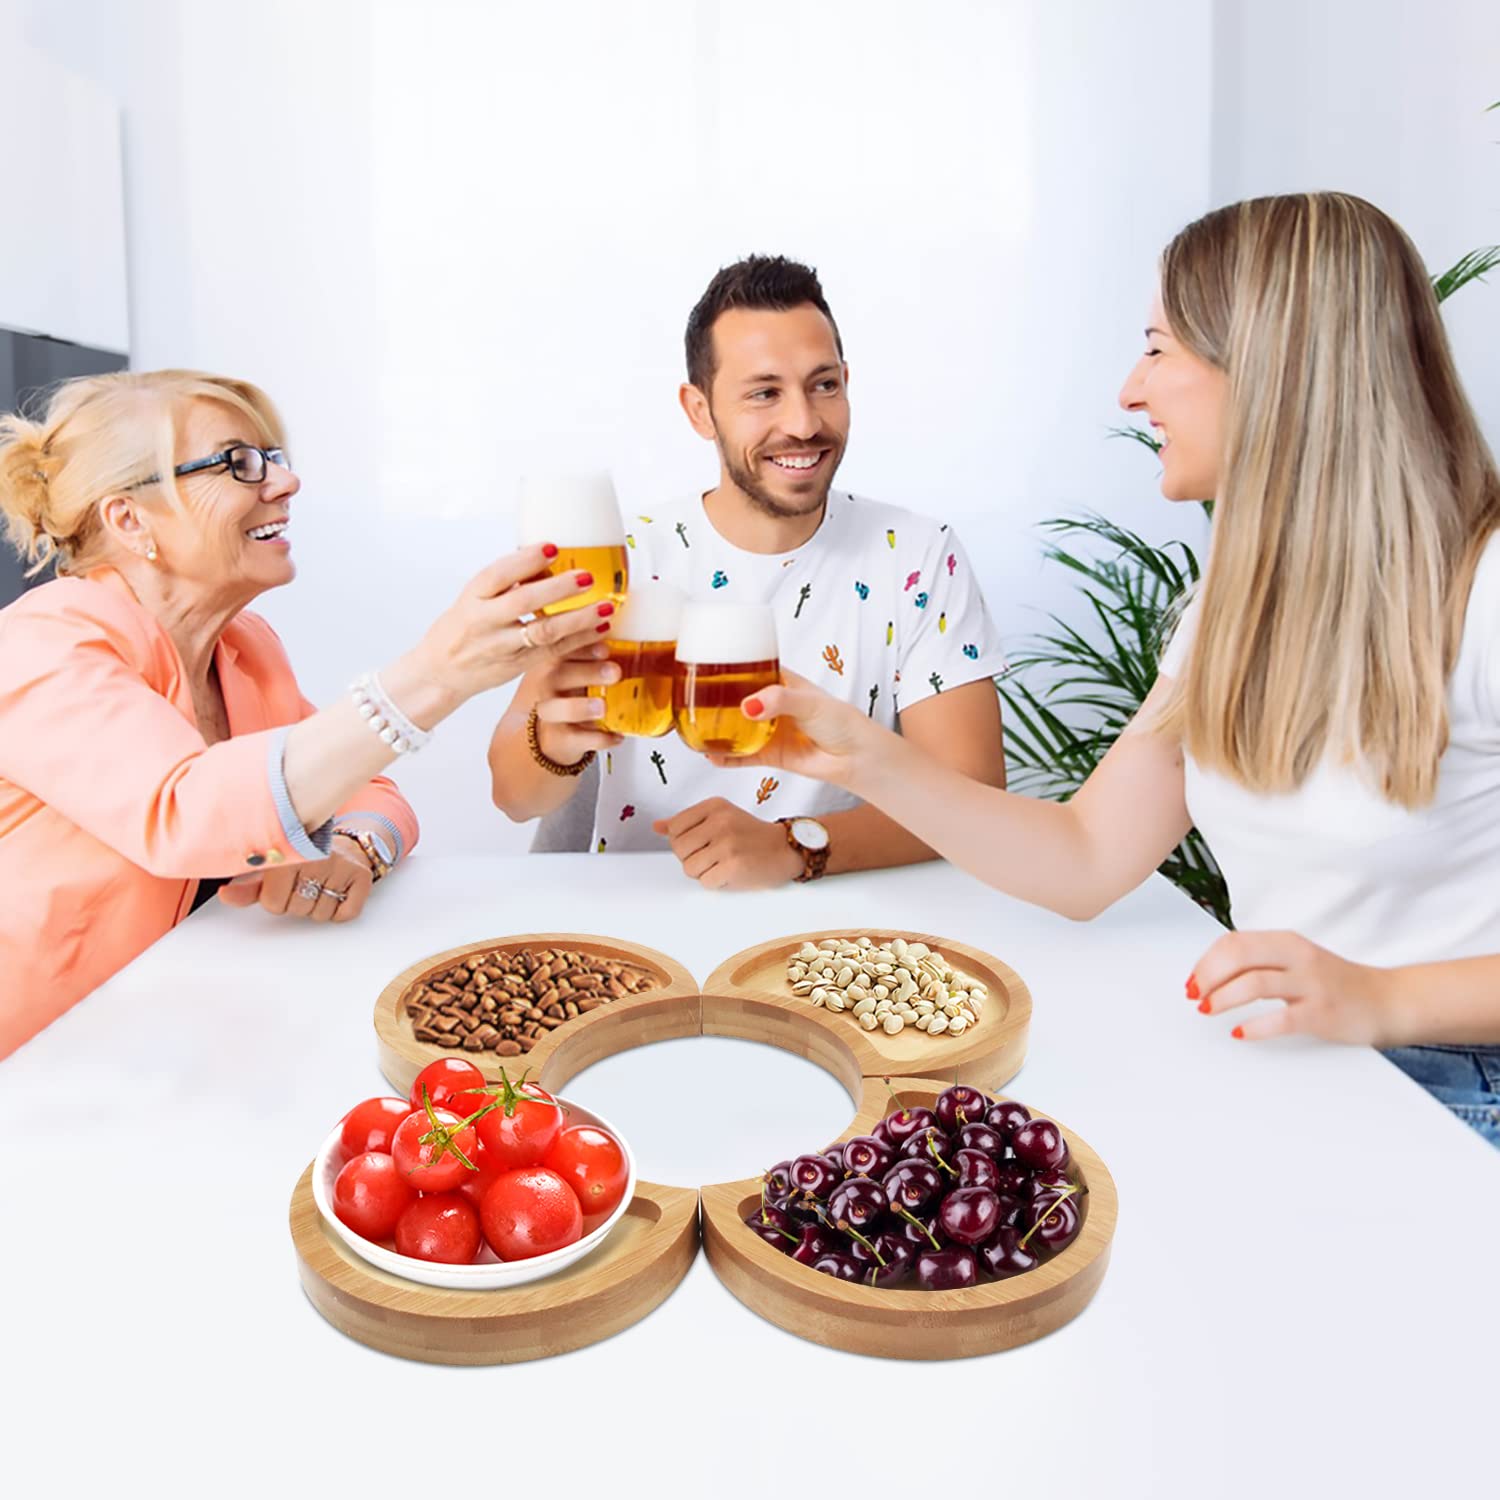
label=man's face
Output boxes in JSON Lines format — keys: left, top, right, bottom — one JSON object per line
{"left": 699, "top": 305, "right": 850, "bottom": 519}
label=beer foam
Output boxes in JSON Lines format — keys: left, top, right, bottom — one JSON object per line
{"left": 516, "top": 473, "right": 625, "bottom": 546}
{"left": 613, "top": 582, "right": 684, "bottom": 642}
{"left": 674, "top": 602, "right": 779, "bottom": 664}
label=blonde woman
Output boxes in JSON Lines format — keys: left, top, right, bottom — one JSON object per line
{"left": 0, "top": 371, "right": 611, "bottom": 1057}
{"left": 719, "top": 194, "right": 1500, "bottom": 1145}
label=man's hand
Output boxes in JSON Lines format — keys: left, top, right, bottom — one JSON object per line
{"left": 217, "top": 835, "right": 375, "bottom": 924}
{"left": 652, "top": 798, "right": 802, "bottom": 890}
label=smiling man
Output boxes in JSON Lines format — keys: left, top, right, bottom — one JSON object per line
{"left": 490, "top": 254, "right": 1008, "bottom": 887}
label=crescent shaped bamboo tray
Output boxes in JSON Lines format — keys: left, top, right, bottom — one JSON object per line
{"left": 290, "top": 1169, "right": 699, "bottom": 1365}
{"left": 701, "top": 930, "right": 1031, "bottom": 1093}
{"left": 374, "top": 933, "right": 701, "bottom": 1099}
{"left": 700, "top": 1077, "right": 1117, "bottom": 1361}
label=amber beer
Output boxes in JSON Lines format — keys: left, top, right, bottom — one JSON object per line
{"left": 673, "top": 603, "right": 780, "bottom": 757}
{"left": 588, "top": 584, "right": 682, "bottom": 737}
{"left": 515, "top": 473, "right": 628, "bottom": 616}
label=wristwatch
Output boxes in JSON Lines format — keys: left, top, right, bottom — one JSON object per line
{"left": 778, "top": 817, "right": 831, "bottom": 883}
{"left": 333, "top": 826, "right": 394, "bottom": 882}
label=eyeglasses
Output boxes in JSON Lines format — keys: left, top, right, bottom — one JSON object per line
{"left": 133, "top": 443, "right": 291, "bottom": 489}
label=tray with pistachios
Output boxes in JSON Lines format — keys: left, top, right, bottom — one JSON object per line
{"left": 702, "top": 929, "right": 1033, "bottom": 1092}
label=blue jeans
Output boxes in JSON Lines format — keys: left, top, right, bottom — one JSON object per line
{"left": 1382, "top": 1044, "right": 1500, "bottom": 1148}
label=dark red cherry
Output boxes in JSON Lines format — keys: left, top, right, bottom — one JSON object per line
{"left": 1025, "top": 1192, "right": 1082, "bottom": 1256}
{"left": 992, "top": 1164, "right": 1035, "bottom": 1199}
{"left": 827, "top": 1176, "right": 888, "bottom": 1232}
{"left": 993, "top": 1191, "right": 1027, "bottom": 1228}
{"left": 984, "top": 1099, "right": 1032, "bottom": 1142}
{"left": 743, "top": 1216, "right": 796, "bottom": 1251}
{"left": 896, "top": 1210, "right": 943, "bottom": 1251}
{"left": 789, "top": 1152, "right": 843, "bottom": 1199}
{"left": 937, "top": 1186, "right": 1002, "bottom": 1247}
{"left": 899, "top": 1127, "right": 955, "bottom": 1164}
{"left": 841, "top": 1134, "right": 896, "bottom": 1179}
{"left": 812, "top": 1251, "right": 863, "bottom": 1282}
{"left": 978, "top": 1224, "right": 1041, "bottom": 1278}
{"left": 881, "top": 1106, "right": 938, "bottom": 1149}
{"left": 863, "top": 1236, "right": 914, "bottom": 1288}
{"left": 790, "top": 1224, "right": 843, "bottom": 1267}
{"left": 955, "top": 1121, "right": 1006, "bottom": 1159}
{"left": 820, "top": 1144, "right": 848, "bottom": 1174}
{"left": 763, "top": 1160, "right": 795, "bottom": 1199}
{"left": 1012, "top": 1119, "right": 1069, "bottom": 1172}
{"left": 915, "top": 1247, "right": 979, "bottom": 1291}
{"left": 935, "top": 1084, "right": 989, "bottom": 1132}
{"left": 954, "top": 1148, "right": 999, "bottom": 1191}
{"left": 882, "top": 1159, "right": 944, "bottom": 1212}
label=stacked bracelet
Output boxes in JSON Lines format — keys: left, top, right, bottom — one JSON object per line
{"left": 350, "top": 672, "right": 433, "bottom": 754}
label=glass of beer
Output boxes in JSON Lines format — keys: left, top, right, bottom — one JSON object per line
{"left": 516, "top": 472, "right": 628, "bottom": 616}
{"left": 588, "top": 583, "right": 682, "bottom": 738}
{"left": 673, "top": 602, "right": 780, "bottom": 757}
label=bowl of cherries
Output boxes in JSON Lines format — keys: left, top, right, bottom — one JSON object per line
{"left": 701, "top": 1078, "right": 1117, "bottom": 1358}
{"left": 313, "top": 1058, "right": 636, "bottom": 1291}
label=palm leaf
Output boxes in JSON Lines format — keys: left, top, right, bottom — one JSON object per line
{"left": 1431, "top": 245, "right": 1500, "bottom": 303}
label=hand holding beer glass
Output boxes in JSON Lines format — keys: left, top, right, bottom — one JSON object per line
{"left": 587, "top": 582, "right": 683, "bottom": 738}
{"left": 516, "top": 473, "right": 628, "bottom": 616}
{"left": 673, "top": 602, "right": 781, "bottom": 757}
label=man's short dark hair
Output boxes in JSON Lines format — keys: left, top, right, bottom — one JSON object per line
{"left": 684, "top": 254, "right": 843, "bottom": 394}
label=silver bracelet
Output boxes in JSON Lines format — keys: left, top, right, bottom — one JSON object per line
{"left": 350, "top": 671, "right": 432, "bottom": 754}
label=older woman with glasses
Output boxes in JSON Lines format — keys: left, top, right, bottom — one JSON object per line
{"left": 0, "top": 370, "right": 610, "bottom": 1057}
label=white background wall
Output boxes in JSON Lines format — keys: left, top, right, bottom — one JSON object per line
{"left": 3, "top": 0, "right": 1497, "bottom": 854}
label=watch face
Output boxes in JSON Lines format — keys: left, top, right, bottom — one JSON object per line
{"left": 790, "top": 818, "right": 830, "bottom": 851}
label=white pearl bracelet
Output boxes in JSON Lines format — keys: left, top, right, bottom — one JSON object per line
{"left": 350, "top": 672, "right": 432, "bottom": 754}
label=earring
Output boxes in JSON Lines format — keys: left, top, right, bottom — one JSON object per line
{"left": 145, "top": 542, "right": 158, "bottom": 562}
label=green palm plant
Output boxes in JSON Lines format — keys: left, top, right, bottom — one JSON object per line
{"left": 999, "top": 145, "right": 1497, "bottom": 930}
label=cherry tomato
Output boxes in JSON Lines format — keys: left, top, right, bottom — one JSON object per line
{"left": 333, "top": 1152, "right": 417, "bottom": 1241}
{"left": 339, "top": 1096, "right": 415, "bottom": 1157}
{"left": 455, "top": 1137, "right": 505, "bottom": 1212}
{"left": 394, "top": 1193, "right": 483, "bottom": 1264}
{"left": 474, "top": 1070, "right": 565, "bottom": 1169}
{"left": 544, "top": 1124, "right": 629, "bottom": 1218}
{"left": 481, "top": 1167, "right": 583, "bottom": 1261}
{"left": 390, "top": 1106, "right": 480, "bottom": 1193}
{"left": 408, "top": 1058, "right": 490, "bottom": 1119}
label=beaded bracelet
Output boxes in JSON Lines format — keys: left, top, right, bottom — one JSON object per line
{"left": 526, "top": 705, "right": 596, "bottom": 777}
{"left": 350, "top": 672, "right": 432, "bottom": 754}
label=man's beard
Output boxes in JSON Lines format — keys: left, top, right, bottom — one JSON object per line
{"left": 719, "top": 436, "right": 843, "bottom": 520}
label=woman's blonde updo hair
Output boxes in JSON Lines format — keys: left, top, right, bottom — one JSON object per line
{"left": 0, "top": 370, "right": 285, "bottom": 578}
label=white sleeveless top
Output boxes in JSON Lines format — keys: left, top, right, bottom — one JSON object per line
{"left": 1160, "top": 533, "right": 1500, "bottom": 967}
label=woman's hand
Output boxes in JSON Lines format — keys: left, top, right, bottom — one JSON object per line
{"left": 218, "top": 836, "right": 374, "bottom": 924}
{"left": 1189, "top": 929, "right": 1407, "bottom": 1046}
{"left": 399, "top": 545, "right": 616, "bottom": 712}
{"left": 705, "top": 670, "right": 880, "bottom": 788}
{"left": 531, "top": 646, "right": 625, "bottom": 766}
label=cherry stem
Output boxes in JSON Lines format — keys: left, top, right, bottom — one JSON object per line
{"left": 1018, "top": 1183, "right": 1080, "bottom": 1252}
{"left": 925, "top": 1138, "right": 957, "bottom": 1176}
{"left": 880, "top": 1076, "right": 911, "bottom": 1123}
{"left": 890, "top": 1202, "right": 941, "bottom": 1250}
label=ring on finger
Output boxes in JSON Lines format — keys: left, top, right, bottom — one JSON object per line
{"left": 319, "top": 886, "right": 350, "bottom": 905}
{"left": 296, "top": 878, "right": 325, "bottom": 901}
{"left": 519, "top": 621, "right": 537, "bottom": 650}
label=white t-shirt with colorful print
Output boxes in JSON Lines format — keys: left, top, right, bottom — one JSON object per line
{"left": 590, "top": 491, "right": 1009, "bottom": 852}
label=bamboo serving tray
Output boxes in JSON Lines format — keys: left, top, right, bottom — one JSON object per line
{"left": 374, "top": 933, "right": 701, "bottom": 1098}
{"left": 700, "top": 1077, "right": 1117, "bottom": 1360}
{"left": 290, "top": 1168, "right": 699, "bottom": 1365}
{"left": 701, "top": 930, "right": 1031, "bottom": 1093}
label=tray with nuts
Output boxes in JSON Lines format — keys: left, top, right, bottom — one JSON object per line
{"left": 374, "top": 933, "right": 701, "bottom": 1100}
{"left": 702, "top": 930, "right": 1032, "bottom": 1093}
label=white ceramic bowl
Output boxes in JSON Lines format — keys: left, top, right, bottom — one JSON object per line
{"left": 312, "top": 1096, "right": 637, "bottom": 1290}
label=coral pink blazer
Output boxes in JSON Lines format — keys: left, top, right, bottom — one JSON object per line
{"left": 0, "top": 568, "right": 418, "bottom": 1057}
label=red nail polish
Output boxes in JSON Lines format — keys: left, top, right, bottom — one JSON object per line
{"left": 1197, "top": 998, "right": 1211, "bottom": 1015}
{"left": 575, "top": 572, "right": 594, "bottom": 588}
{"left": 596, "top": 602, "right": 615, "bottom": 617}
{"left": 1231, "top": 1025, "right": 1244, "bottom": 1040}
{"left": 542, "top": 543, "right": 558, "bottom": 559}
{"left": 1185, "top": 975, "right": 1200, "bottom": 1000}
{"left": 744, "top": 697, "right": 763, "bottom": 717}
{"left": 596, "top": 622, "right": 611, "bottom": 633}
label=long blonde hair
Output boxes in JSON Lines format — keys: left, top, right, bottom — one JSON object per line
{"left": 0, "top": 370, "right": 285, "bottom": 579}
{"left": 1159, "top": 192, "right": 1500, "bottom": 807}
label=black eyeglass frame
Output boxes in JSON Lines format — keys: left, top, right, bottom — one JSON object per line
{"left": 131, "top": 443, "right": 290, "bottom": 489}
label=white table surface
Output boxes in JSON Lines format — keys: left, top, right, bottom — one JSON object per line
{"left": 5, "top": 853, "right": 1497, "bottom": 1499}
